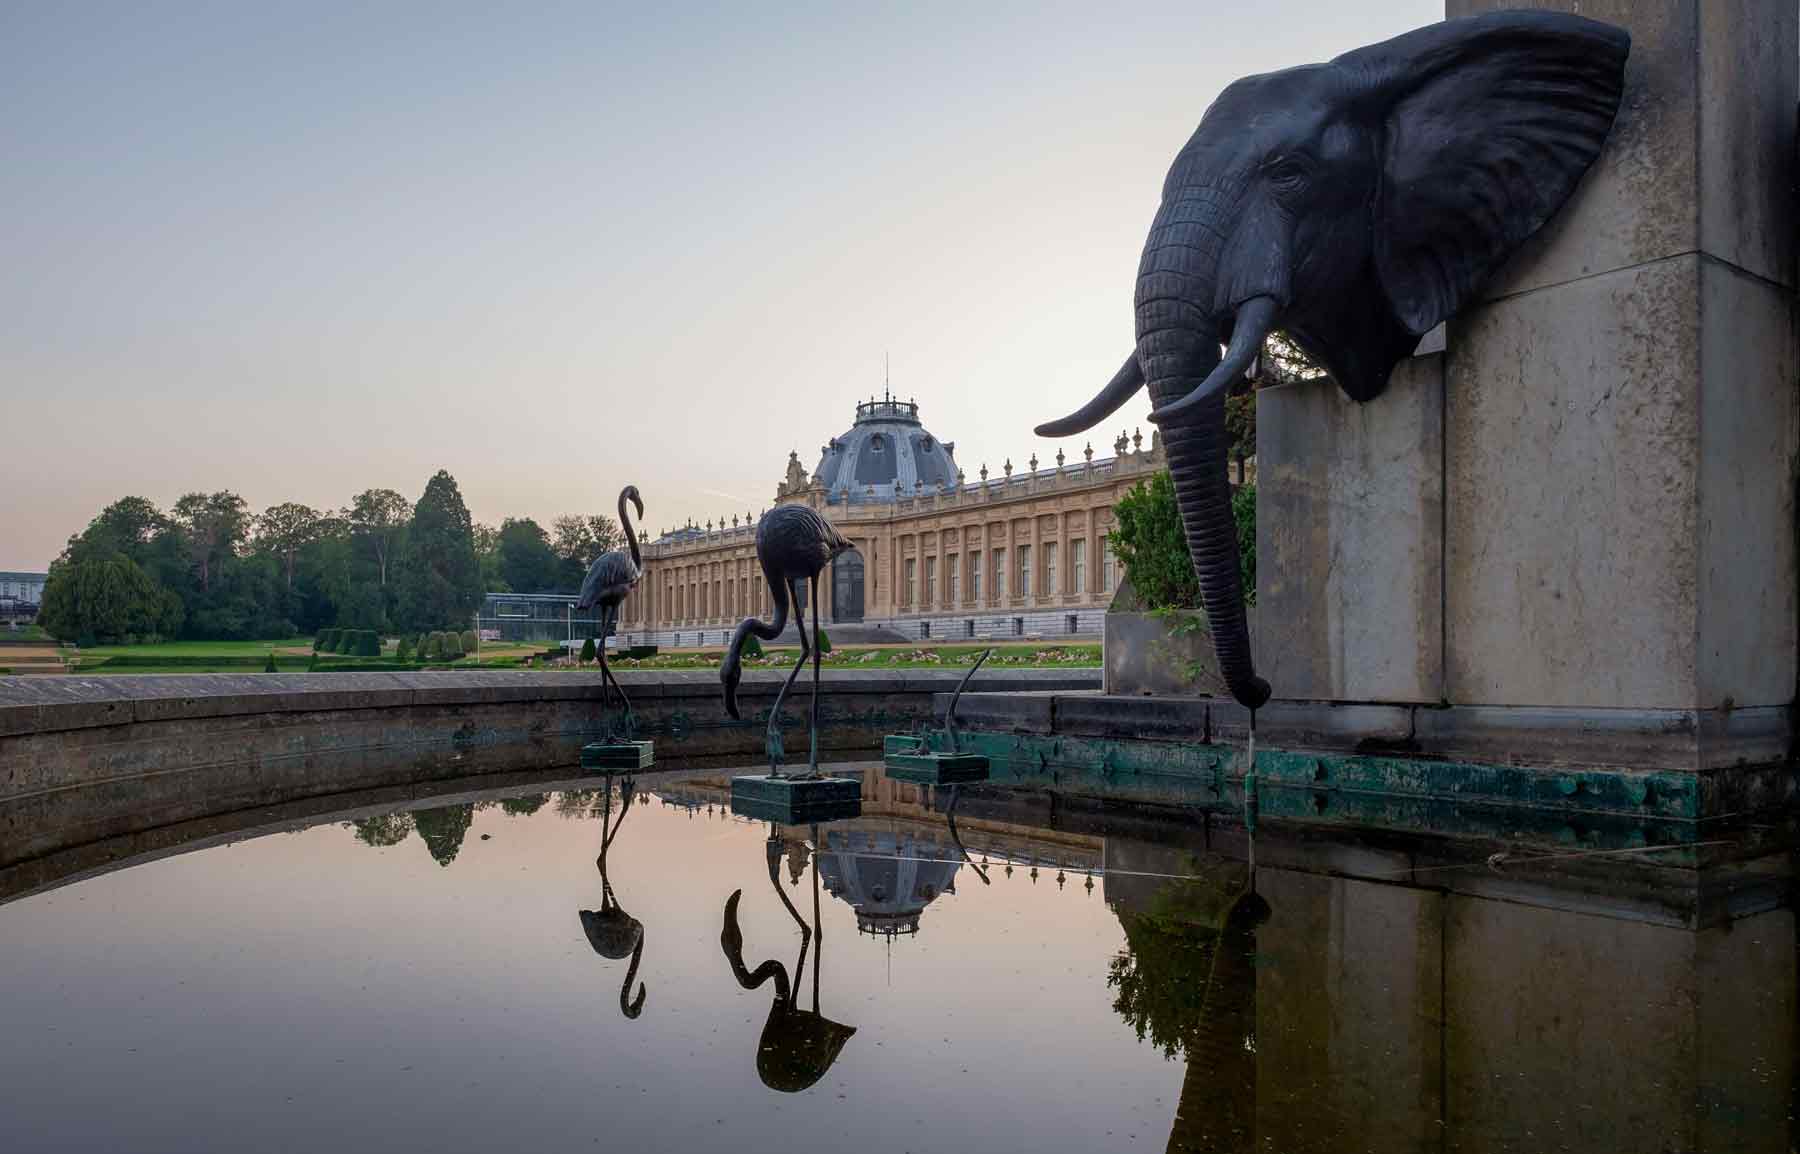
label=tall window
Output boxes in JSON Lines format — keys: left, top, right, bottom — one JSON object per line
{"left": 1072, "top": 538, "right": 1086, "bottom": 595}
{"left": 970, "top": 552, "right": 982, "bottom": 602}
{"left": 925, "top": 556, "right": 938, "bottom": 605}
{"left": 993, "top": 549, "right": 1007, "bottom": 599}
{"left": 1018, "top": 544, "right": 1033, "bottom": 598}
{"left": 905, "top": 557, "right": 917, "bottom": 606}
{"left": 1044, "top": 542, "right": 1059, "bottom": 598}
{"left": 948, "top": 553, "right": 961, "bottom": 604}
{"left": 1103, "top": 541, "right": 1117, "bottom": 592}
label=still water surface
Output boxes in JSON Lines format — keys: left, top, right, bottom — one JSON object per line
{"left": 1, "top": 762, "right": 1793, "bottom": 1153}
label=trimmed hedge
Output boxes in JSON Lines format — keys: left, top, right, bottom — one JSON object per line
{"left": 743, "top": 635, "right": 763, "bottom": 658}
{"left": 395, "top": 634, "right": 413, "bottom": 662}
{"left": 459, "top": 629, "right": 477, "bottom": 654}
{"left": 580, "top": 636, "right": 596, "bottom": 662}
{"left": 354, "top": 630, "right": 380, "bottom": 657}
{"left": 815, "top": 627, "right": 831, "bottom": 654}
{"left": 442, "top": 631, "right": 464, "bottom": 659}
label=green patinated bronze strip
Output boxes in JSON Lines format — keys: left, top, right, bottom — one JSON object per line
{"left": 912, "top": 728, "right": 1707, "bottom": 825}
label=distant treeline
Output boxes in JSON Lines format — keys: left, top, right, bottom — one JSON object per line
{"left": 40, "top": 470, "right": 621, "bottom": 644}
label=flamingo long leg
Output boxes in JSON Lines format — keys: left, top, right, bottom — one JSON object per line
{"left": 808, "top": 575, "right": 822, "bottom": 771}
{"left": 766, "top": 578, "right": 811, "bottom": 776}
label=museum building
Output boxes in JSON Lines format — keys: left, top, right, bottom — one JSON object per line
{"left": 615, "top": 395, "right": 1188, "bottom": 648}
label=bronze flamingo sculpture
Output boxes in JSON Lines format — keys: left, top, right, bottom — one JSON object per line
{"left": 577, "top": 775, "right": 648, "bottom": 1019}
{"left": 576, "top": 485, "right": 645, "bottom": 738}
{"left": 720, "top": 503, "right": 852, "bottom": 776}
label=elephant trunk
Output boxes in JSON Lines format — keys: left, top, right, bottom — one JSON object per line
{"left": 1137, "top": 197, "right": 1273, "bottom": 709}
{"left": 1154, "top": 387, "right": 1270, "bottom": 710}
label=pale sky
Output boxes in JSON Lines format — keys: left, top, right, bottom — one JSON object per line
{"left": 2, "top": 0, "right": 1438, "bottom": 570}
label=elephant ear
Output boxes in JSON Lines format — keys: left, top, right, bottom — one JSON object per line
{"left": 1338, "top": 12, "right": 1629, "bottom": 335}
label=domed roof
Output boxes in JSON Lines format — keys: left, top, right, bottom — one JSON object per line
{"left": 813, "top": 396, "right": 958, "bottom": 505}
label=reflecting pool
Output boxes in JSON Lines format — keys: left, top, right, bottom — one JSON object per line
{"left": 1, "top": 760, "right": 1794, "bottom": 1153}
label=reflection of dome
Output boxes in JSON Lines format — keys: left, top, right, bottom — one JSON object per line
{"left": 813, "top": 395, "right": 959, "bottom": 505}
{"left": 817, "top": 826, "right": 961, "bottom": 938}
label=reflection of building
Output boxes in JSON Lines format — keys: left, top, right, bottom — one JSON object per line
{"left": 816, "top": 824, "right": 964, "bottom": 939}
{"left": 617, "top": 395, "right": 1173, "bottom": 647}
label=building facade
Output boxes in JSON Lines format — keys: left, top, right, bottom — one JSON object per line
{"left": 617, "top": 398, "right": 1177, "bottom": 648}
{"left": 0, "top": 572, "right": 46, "bottom": 623}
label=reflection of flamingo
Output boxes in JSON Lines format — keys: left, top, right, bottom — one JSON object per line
{"left": 719, "top": 827, "right": 856, "bottom": 1092}
{"left": 576, "top": 486, "right": 646, "bottom": 733}
{"left": 720, "top": 504, "right": 852, "bottom": 775}
{"left": 577, "top": 776, "right": 647, "bottom": 1019}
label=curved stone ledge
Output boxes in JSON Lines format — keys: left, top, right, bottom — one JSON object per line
{"left": 0, "top": 668, "right": 1098, "bottom": 870}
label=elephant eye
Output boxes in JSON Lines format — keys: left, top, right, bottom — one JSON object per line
{"left": 1266, "top": 156, "right": 1309, "bottom": 190}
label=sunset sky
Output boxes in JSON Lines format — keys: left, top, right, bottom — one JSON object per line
{"left": 2, "top": 0, "right": 1437, "bottom": 570}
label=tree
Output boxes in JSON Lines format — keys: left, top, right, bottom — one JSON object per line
{"left": 497, "top": 517, "right": 560, "bottom": 594}
{"left": 60, "top": 496, "right": 169, "bottom": 567}
{"left": 347, "top": 488, "right": 411, "bottom": 588}
{"left": 256, "top": 502, "right": 320, "bottom": 591}
{"left": 352, "top": 812, "right": 413, "bottom": 848}
{"left": 552, "top": 513, "right": 622, "bottom": 590}
{"left": 412, "top": 804, "right": 474, "bottom": 866}
{"left": 396, "top": 471, "right": 482, "bottom": 631}
{"left": 473, "top": 522, "right": 506, "bottom": 593}
{"left": 171, "top": 491, "right": 249, "bottom": 594}
{"left": 395, "top": 634, "right": 414, "bottom": 662}
{"left": 39, "top": 555, "right": 183, "bottom": 643}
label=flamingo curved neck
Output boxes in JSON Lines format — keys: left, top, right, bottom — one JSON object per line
{"left": 619, "top": 492, "right": 642, "bottom": 570}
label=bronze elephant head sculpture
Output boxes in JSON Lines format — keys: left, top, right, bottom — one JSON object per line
{"left": 1038, "top": 11, "right": 1629, "bottom": 708}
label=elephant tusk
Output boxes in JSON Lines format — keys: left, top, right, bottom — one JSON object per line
{"left": 1034, "top": 353, "right": 1145, "bottom": 438}
{"left": 1146, "top": 296, "right": 1280, "bottom": 425}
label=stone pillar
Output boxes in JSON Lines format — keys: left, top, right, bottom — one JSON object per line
{"left": 1256, "top": 352, "right": 1445, "bottom": 703}
{"left": 1442, "top": 1, "right": 1797, "bottom": 725}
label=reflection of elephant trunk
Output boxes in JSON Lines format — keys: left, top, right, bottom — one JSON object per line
{"left": 1038, "top": 12, "right": 1628, "bottom": 708}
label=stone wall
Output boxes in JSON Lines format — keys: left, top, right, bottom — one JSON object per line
{"left": 0, "top": 668, "right": 1095, "bottom": 871}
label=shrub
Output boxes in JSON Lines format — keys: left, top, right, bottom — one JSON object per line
{"left": 424, "top": 631, "right": 443, "bottom": 659}
{"left": 743, "top": 635, "right": 763, "bottom": 659}
{"left": 355, "top": 630, "right": 380, "bottom": 657}
{"left": 1233, "top": 483, "right": 1256, "bottom": 605}
{"left": 459, "top": 629, "right": 477, "bottom": 655}
{"left": 442, "top": 631, "right": 464, "bottom": 659}
{"left": 264, "top": 652, "right": 278, "bottom": 673}
{"left": 395, "top": 634, "right": 413, "bottom": 662}
{"left": 815, "top": 627, "right": 831, "bottom": 654}
{"left": 1111, "top": 471, "right": 1257, "bottom": 612}
{"left": 580, "top": 636, "right": 596, "bottom": 663}
{"left": 1111, "top": 470, "right": 1200, "bottom": 612}
{"left": 317, "top": 628, "right": 338, "bottom": 653}
{"left": 336, "top": 630, "right": 357, "bottom": 654}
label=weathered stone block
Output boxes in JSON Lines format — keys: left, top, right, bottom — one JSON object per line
{"left": 1257, "top": 353, "right": 1444, "bottom": 703}
{"left": 1447, "top": 253, "right": 1797, "bottom": 714}
{"left": 1446, "top": 255, "right": 1703, "bottom": 709}
{"left": 1103, "top": 609, "right": 1227, "bottom": 697}
{"left": 1696, "top": 259, "right": 1797, "bottom": 710}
